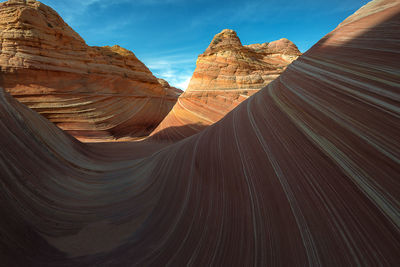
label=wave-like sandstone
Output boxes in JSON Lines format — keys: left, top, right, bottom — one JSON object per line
{"left": 151, "top": 29, "right": 301, "bottom": 140}
{"left": 0, "top": 0, "right": 181, "bottom": 141}
{"left": 1, "top": 0, "right": 400, "bottom": 265}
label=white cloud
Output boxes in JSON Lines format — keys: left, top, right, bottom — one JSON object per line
{"left": 38, "top": 0, "right": 197, "bottom": 91}
{"left": 175, "top": 76, "right": 192, "bottom": 90}
{"left": 152, "top": 67, "right": 193, "bottom": 91}
{"left": 142, "top": 52, "right": 196, "bottom": 91}
{"left": 41, "top": 0, "right": 132, "bottom": 25}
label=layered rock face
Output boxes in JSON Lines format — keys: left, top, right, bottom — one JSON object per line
{"left": 188, "top": 29, "right": 301, "bottom": 92}
{"left": 151, "top": 29, "right": 301, "bottom": 140}
{"left": 0, "top": 0, "right": 180, "bottom": 141}
{"left": 157, "top": 78, "right": 183, "bottom": 97}
{"left": 1, "top": 0, "right": 400, "bottom": 266}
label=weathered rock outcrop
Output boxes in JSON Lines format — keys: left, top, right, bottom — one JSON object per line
{"left": 0, "top": 0, "right": 179, "bottom": 141}
{"left": 188, "top": 29, "right": 301, "bottom": 92}
{"left": 151, "top": 29, "right": 301, "bottom": 140}
{"left": 0, "top": 0, "right": 399, "bottom": 265}
{"left": 157, "top": 78, "right": 183, "bottom": 97}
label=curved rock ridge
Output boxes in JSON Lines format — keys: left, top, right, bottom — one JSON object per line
{"left": 0, "top": 0, "right": 179, "bottom": 141}
{"left": 150, "top": 29, "right": 301, "bottom": 140}
{"left": 1, "top": 0, "right": 400, "bottom": 265}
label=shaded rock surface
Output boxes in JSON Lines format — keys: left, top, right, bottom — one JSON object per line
{"left": 0, "top": 0, "right": 400, "bottom": 266}
{"left": 151, "top": 29, "right": 301, "bottom": 140}
{"left": 157, "top": 78, "right": 183, "bottom": 97}
{"left": 0, "top": 0, "right": 179, "bottom": 141}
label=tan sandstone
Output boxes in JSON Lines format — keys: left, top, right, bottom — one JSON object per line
{"left": 0, "top": 0, "right": 180, "bottom": 141}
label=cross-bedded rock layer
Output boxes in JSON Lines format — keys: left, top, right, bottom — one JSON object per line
{"left": 1, "top": 0, "right": 399, "bottom": 265}
{"left": 151, "top": 29, "right": 301, "bottom": 140}
{"left": 0, "top": 0, "right": 181, "bottom": 141}
{"left": 188, "top": 29, "right": 301, "bottom": 92}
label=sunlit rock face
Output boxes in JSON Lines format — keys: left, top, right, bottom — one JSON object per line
{"left": 1, "top": 0, "right": 400, "bottom": 266}
{"left": 150, "top": 29, "right": 301, "bottom": 140}
{"left": 0, "top": 0, "right": 179, "bottom": 141}
{"left": 188, "top": 29, "right": 301, "bottom": 92}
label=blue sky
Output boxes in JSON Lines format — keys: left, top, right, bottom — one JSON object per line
{"left": 34, "top": 0, "right": 368, "bottom": 89}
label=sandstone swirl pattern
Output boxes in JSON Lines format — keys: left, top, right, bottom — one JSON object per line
{"left": 151, "top": 29, "right": 301, "bottom": 140}
{"left": 0, "top": 0, "right": 181, "bottom": 141}
{"left": 0, "top": 0, "right": 400, "bottom": 266}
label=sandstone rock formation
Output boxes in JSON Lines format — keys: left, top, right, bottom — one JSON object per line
{"left": 1, "top": 0, "right": 400, "bottom": 265}
{"left": 0, "top": 0, "right": 179, "bottom": 141}
{"left": 157, "top": 78, "right": 183, "bottom": 97}
{"left": 188, "top": 29, "right": 301, "bottom": 92}
{"left": 151, "top": 29, "right": 301, "bottom": 140}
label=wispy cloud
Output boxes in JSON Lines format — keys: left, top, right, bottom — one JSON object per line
{"left": 36, "top": 0, "right": 365, "bottom": 88}
{"left": 42, "top": 0, "right": 187, "bottom": 20}
{"left": 156, "top": 69, "right": 193, "bottom": 91}
{"left": 40, "top": 0, "right": 95, "bottom": 25}
{"left": 143, "top": 52, "right": 196, "bottom": 90}
{"left": 39, "top": 0, "right": 198, "bottom": 90}
{"left": 188, "top": 0, "right": 357, "bottom": 29}
{"left": 189, "top": 1, "right": 285, "bottom": 28}
{"left": 41, "top": 0, "right": 134, "bottom": 25}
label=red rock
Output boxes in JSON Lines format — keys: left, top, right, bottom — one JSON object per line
{"left": 151, "top": 29, "right": 301, "bottom": 140}
{"left": 158, "top": 78, "right": 184, "bottom": 97}
{"left": 0, "top": 0, "right": 179, "bottom": 141}
{"left": 0, "top": 0, "right": 399, "bottom": 265}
